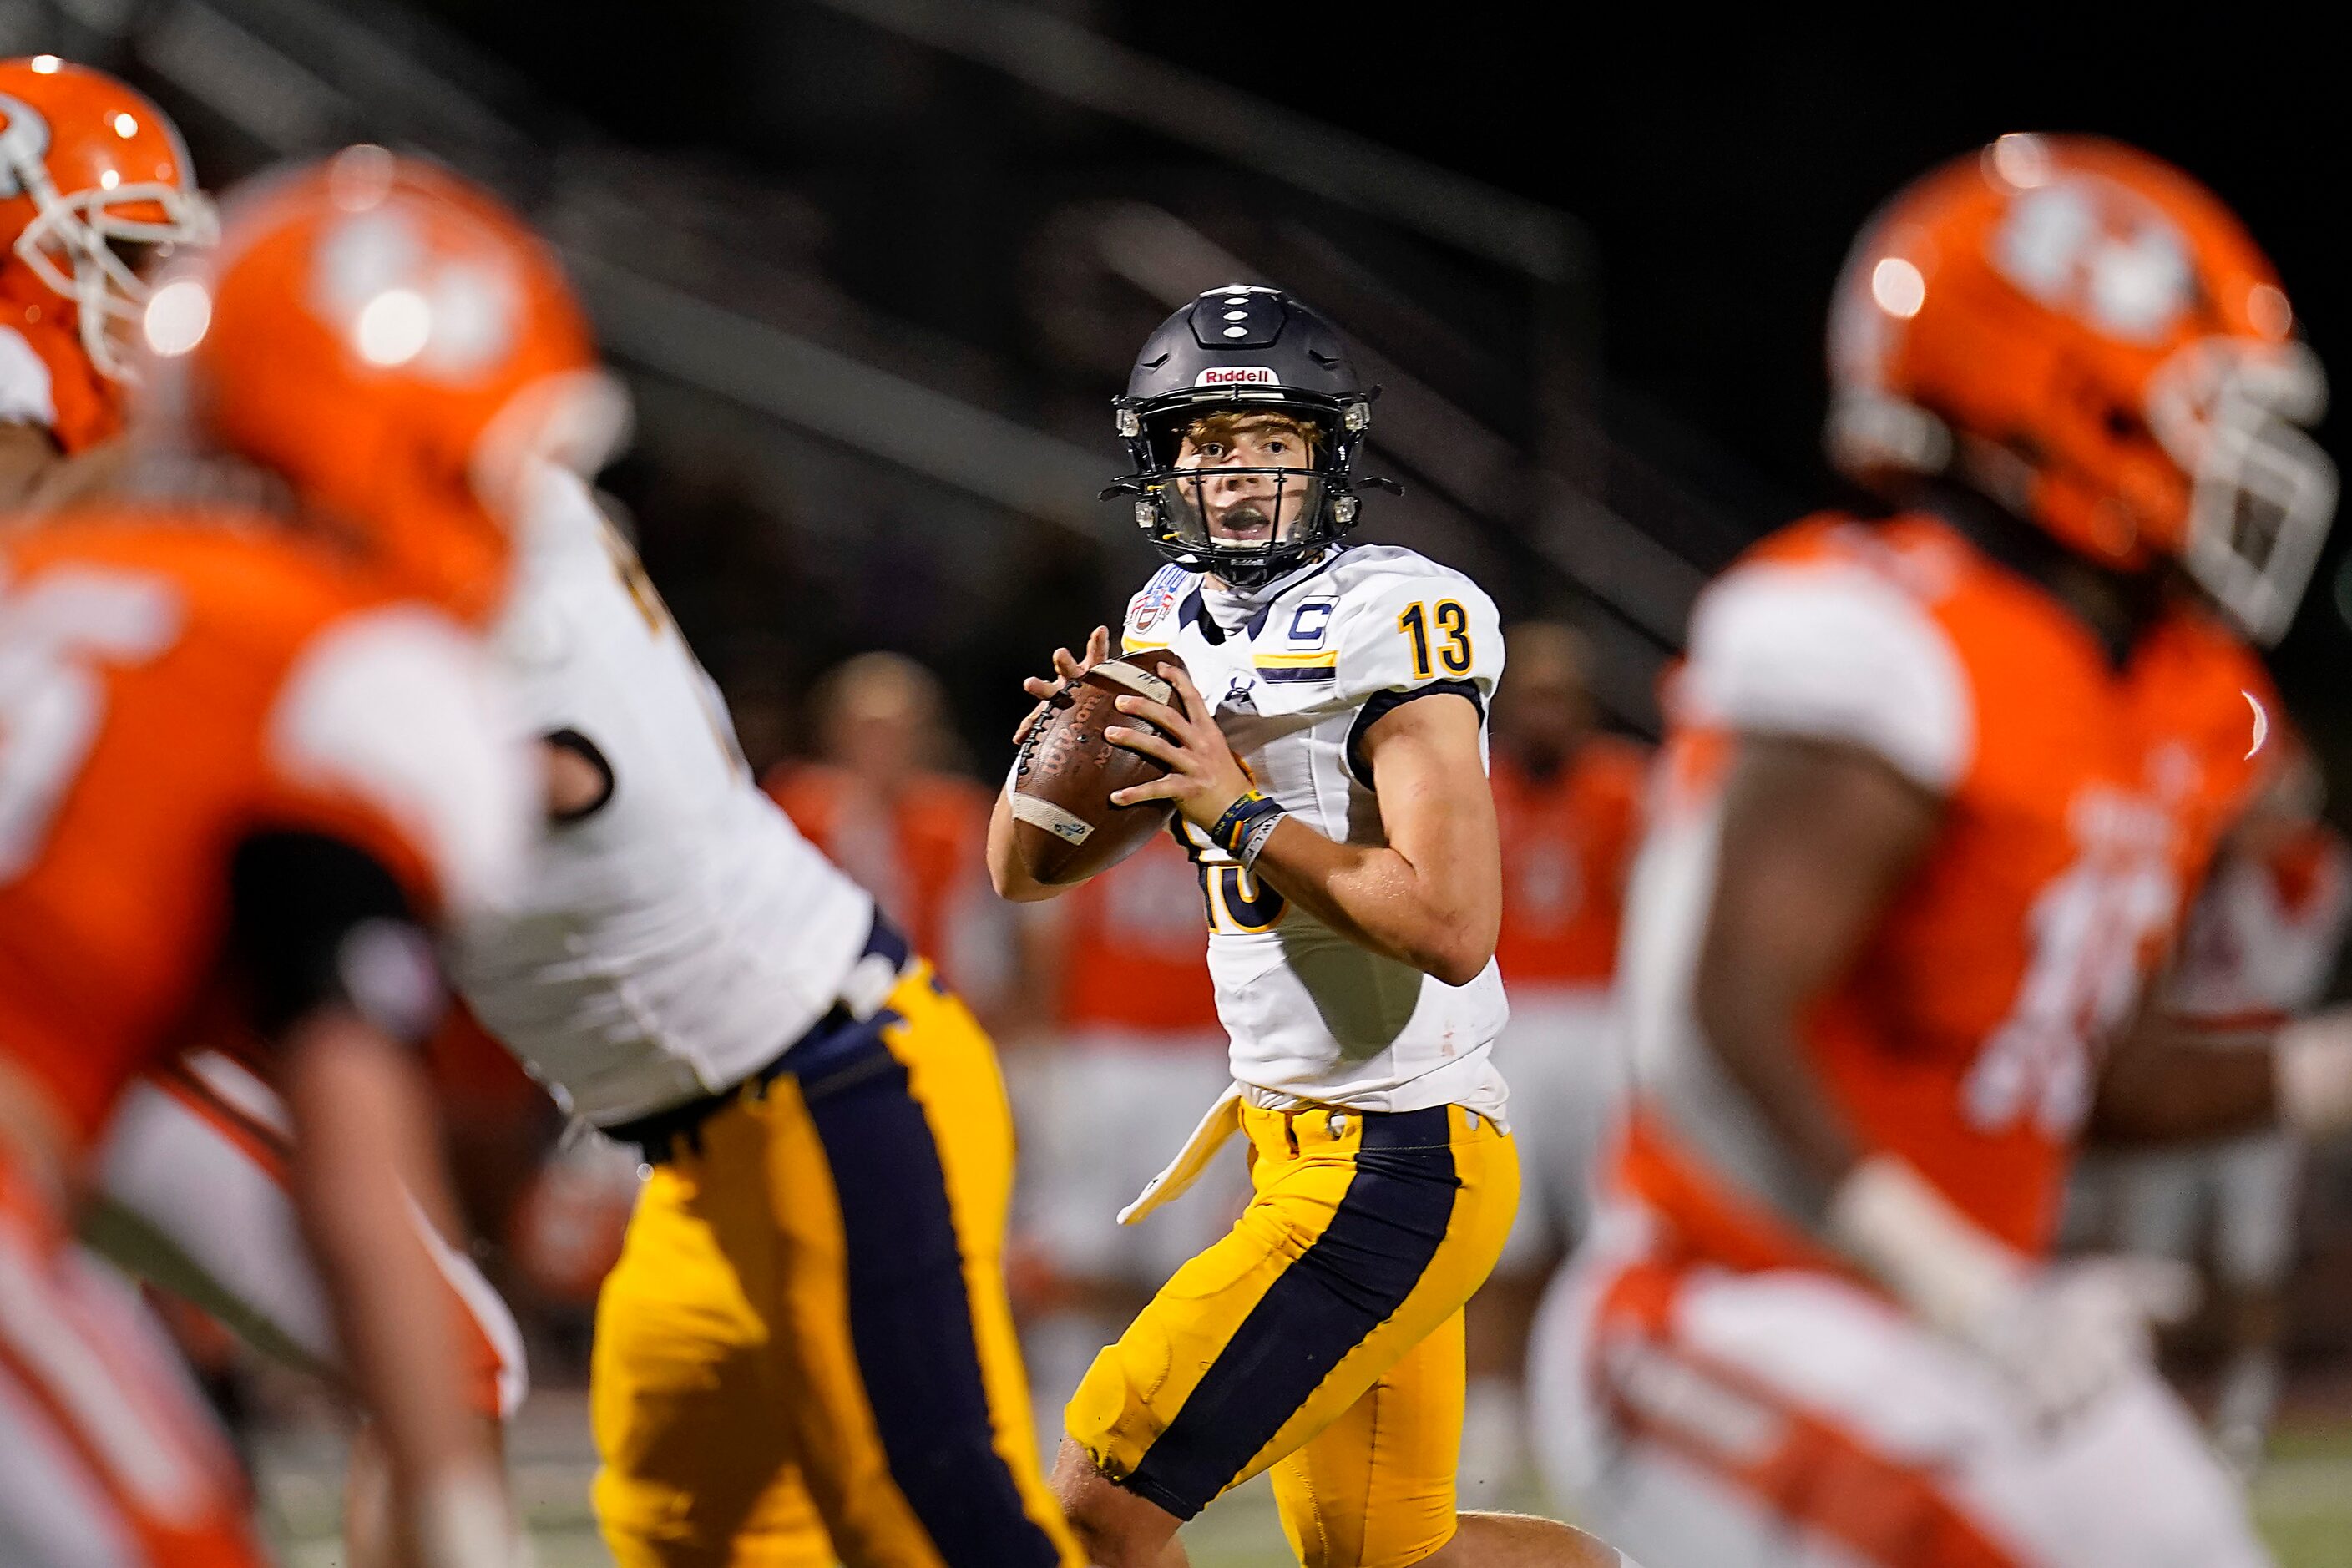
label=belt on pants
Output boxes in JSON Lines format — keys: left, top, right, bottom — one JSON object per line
{"left": 599, "top": 910, "right": 913, "bottom": 1164}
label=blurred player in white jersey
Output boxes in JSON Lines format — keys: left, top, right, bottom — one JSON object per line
{"left": 444, "top": 463, "right": 1080, "bottom": 1567}
{"left": 1529, "top": 137, "right": 2352, "bottom": 1568}
{"left": 990, "top": 286, "right": 1624, "bottom": 1568}
{"left": 2091, "top": 730, "right": 2349, "bottom": 1473}
{"left": 1464, "top": 622, "right": 1650, "bottom": 1492}
{"left": 9, "top": 64, "right": 1077, "bottom": 1563}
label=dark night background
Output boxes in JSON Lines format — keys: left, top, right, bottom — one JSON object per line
{"left": 424, "top": 9, "right": 2352, "bottom": 501}
{"left": 14, "top": 1, "right": 2347, "bottom": 751}
{"left": 402, "top": 4, "right": 2352, "bottom": 735}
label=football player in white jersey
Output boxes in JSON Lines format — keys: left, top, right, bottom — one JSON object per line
{"left": 443, "top": 464, "right": 1081, "bottom": 1568}
{"left": 78, "top": 450, "right": 1084, "bottom": 1567}
{"left": 8, "top": 90, "right": 1078, "bottom": 1550}
{"left": 988, "top": 286, "right": 1626, "bottom": 1568}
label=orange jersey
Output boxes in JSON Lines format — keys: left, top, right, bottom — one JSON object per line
{"left": 1615, "top": 513, "right": 2272, "bottom": 1269}
{"left": 764, "top": 761, "right": 993, "bottom": 979}
{"left": 1052, "top": 829, "right": 1220, "bottom": 1035}
{"left": 0, "top": 515, "right": 524, "bottom": 1154}
{"left": 0, "top": 271, "right": 122, "bottom": 455}
{"left": 1491, "top": 736, "right": 1650, "bottom": 990}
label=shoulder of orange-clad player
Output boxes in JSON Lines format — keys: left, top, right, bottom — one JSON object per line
{"left": 0, "top": 276, "right": 120, "bottom": 453}
{"left": 0, "top": 515, "right": 530, "bottom": 1147}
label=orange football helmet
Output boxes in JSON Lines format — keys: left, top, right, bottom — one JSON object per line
{"left": 144, "top": 145, "right": 628, "bottom": 623}
{"left": 0, "top": 55, "right": 215, "bottom": 382}
{"left": 1828, "top": 134, "right": 2334, "bottom": 645}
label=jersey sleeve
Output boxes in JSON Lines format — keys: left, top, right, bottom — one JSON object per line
{"left": 0, "top": 325, "right": 58, "bottom": 430}
{"left": 263, "top": 605, "right": 535, "bottom": 922}
{"left": 1679, "top": 557, "right": 1974, "bottom": 794}
{"left": 1331, "top": 566, "right": 1504, "bottom": 784}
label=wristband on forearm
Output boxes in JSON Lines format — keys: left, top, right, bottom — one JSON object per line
{"left": 1237, "top": 808, "right": 1286, "bottom": 871}
{"left": 1207, "top": 790, "right": 1284, "bottom": 857}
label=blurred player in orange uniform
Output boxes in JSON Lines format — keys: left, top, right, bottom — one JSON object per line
{"left": 2090, "top": 730, "right": 2350, "bottom": 1474}
{"left": 1, "top": 144, "right": 620, "bottom": 1566}
{"left": 766, "top": 651, "right": 1017, "bottom": 1017}
{"left": 0, "top": 54, "right": 213, "bottom": 506}
{"left": 2, "top": 54, "right": 532, "bottom": 1461}
{"left": 1465, "top": 621, "right": 1650, "bottom": 1489}
{"left": 1531, "top": 135, "right": 2352, "bottom": 1566}
{"left": 1012, "top": 828, "right": 1245, "bottom": 1448}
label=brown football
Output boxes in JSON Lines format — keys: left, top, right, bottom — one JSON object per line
{"left": 1009, "top": 648, "right": 1190, "bottom": 885}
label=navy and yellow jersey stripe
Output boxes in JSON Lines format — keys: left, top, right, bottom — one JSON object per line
{"left": 1067, "top": 1103, "right": 1518, "bottom": 1559}
{"left": 591, "top": 964, "right": 1082, "bottom": 1567}
{"left": 1252, "top": 649, "right": 1338, "bottom": 684}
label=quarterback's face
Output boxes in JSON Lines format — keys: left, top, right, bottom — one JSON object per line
{"left": 1172, "top": 416, "right": 1318, "bottom": 545}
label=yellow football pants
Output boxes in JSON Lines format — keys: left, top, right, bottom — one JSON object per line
{"left": 590, "top": 964, "right": 1082, "bottom": 1567}
{"left": 1068, "top": 1100, "right": 1519, "bottom": 1568}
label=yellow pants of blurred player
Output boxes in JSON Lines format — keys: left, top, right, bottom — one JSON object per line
{"left": 590, "top": 962, "right": 1081, "bottom": 1567}
{"left": 1068, "top": 1100, "right": 1519, "bottom": 1568}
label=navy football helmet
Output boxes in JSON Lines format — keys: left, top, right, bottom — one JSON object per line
{"left": 1105, "top": 286, "right": 1393, "bottom": 587}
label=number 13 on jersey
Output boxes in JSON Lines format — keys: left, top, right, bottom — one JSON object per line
{"left": 1398, "top": 600, "right": 1474, "bottom": 679}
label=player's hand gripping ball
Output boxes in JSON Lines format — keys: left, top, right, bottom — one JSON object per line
{"left": 1009, "top": 627, "right": 1191, "bottom": 883}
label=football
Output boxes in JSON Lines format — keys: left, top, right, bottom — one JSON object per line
{"left": 1009, "top": 648, "right": 1190, "bottom": 884}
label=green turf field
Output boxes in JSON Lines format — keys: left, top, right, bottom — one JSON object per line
{"left": 262, "top": 1401, "right": 2352, "bottom": 1565}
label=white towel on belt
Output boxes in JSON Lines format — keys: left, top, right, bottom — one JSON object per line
{"left": 1117, "top": 1084, "right": 1244, "bottom": 1227}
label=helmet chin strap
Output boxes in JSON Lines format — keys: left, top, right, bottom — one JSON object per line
{"left": 1203, "top": 538, "right": 1330, "bottom": 592}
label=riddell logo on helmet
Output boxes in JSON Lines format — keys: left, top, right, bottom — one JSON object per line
{"left": 1196, "top": 367, "right": 1279, "bottom": 387}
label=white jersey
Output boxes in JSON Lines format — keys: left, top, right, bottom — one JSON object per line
{"left": 1119, "top": 543, "right": 1510, "bottom": 1118}
{"left": 447, "top": 469, "right": 875, "bottom": 1126}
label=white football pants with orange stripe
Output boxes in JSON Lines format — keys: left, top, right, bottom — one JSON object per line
{"left": 1529, "top": 1206, "right": 2270, "bottom": 1568}
{"left": 0, "top": 1163, "right": 263, "bottom": 1568}
{"left": 86, "top": 1049, "right": 528, "bottom": 1421}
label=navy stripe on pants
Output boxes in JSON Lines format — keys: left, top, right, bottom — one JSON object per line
{"left": 1122, "top": 1105, "right": 1460, "bottom": 1520}
{"left": 795, "top": 1016, "right": 1060, "bottom": 1566}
